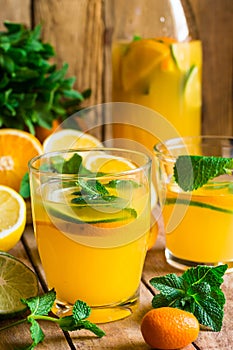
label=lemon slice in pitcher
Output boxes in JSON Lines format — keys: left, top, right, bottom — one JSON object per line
{"left": 0, "top": 252, "right": 38, "bottom": 318}
{"left": 121, "top": 39, "right": 169, "bottom": 91}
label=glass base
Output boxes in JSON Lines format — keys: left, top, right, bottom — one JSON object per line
{"left": 52, "top": 291, "right": 139, "bottom": 324}
{"left": 165, "top": 249, "right": 233, "bottom": 273}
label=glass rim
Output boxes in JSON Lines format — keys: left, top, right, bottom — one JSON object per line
{"left": 28, "top": 147, "right": 152, "bottom": 177}
{"left": 154, "top": 135, "right": 233, "bottom": 160}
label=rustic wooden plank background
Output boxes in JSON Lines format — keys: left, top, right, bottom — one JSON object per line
{"left": 0, "top": 0, "right": 232, "bottom": 135}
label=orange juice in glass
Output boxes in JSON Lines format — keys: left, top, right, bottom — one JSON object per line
{"left": 29, "top": 148, "right": 152, "bottom": 323}
{"left": 154, "top": 136, "right": 233, "bottom": 272}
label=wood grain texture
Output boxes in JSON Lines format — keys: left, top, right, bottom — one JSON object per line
{"left": 190, "top": 0, "right": 233, "bottom": 136}
{"left": 0, "top": 0, "right": 31, "bottom": 29}
{"left": 33, "top": 0, "right": 104, "bottom": 107}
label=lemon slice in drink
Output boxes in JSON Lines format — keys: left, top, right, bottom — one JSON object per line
{"left": 184, "top": 65, "right": 202, "bottom": 107}
{"left": 0, "top": 252, "right": 38, "bottom": 318}
{"left": 121, "top": 39, "right": 170, "bottom": 91}
{"left": 83, "top": 153, "right": 137, "bottom": 173}
{"left": 0, "top": 185, "right": 26, "bottom": 251}
{"left": 170, "top": 41, "right": 202, "bottom": 71}
{"left": 43, "top": 129, "right": 103, "bottom": 152}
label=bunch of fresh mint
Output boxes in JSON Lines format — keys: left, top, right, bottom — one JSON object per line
{"left": 0, "top": 21, "right": 91, "bottom": 134}
{"left": 150, "top": 264, "right": 227, "bottom": 331}
{"left": 0, "top": 289, "right": 105, "bottom": 349}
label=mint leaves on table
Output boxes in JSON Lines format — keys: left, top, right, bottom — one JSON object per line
{"left": 174, "top": 155, "right": 233, "bottom": 191}
{"left": 150, "top": 264, "right": 228, "bottom": 332}
{"left": 0, "top": 289, "right": 105, "bottom": 349}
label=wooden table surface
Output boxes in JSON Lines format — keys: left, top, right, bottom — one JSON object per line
{"left": 1, "top": 225, "right": 233, "bottom": 350}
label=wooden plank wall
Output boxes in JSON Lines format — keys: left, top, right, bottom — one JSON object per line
{"left": 0, "top": 0, "right": 232, "bottom": 136}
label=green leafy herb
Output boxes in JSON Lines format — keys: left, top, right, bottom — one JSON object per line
{"left": 133, "top": 35, "right": 142, "bottom": 41}
{"left": 174, "top": 155, "right": 233, "bottom": 191}
{"left": 72, "top": 179, "right": 132, "bottom": 209}
{"left": 106, "top": 179, "right": 140, "bottom": 189}
{"left": 78, "top": 178, "right": 110, "bottom": 197}
{"left": 0, "top": 21, "right": 90, "bottom": 134}
{"left": 19, "top": 172, "right": 30, "bottom": 198}
{"left": 150, "top": 264, "right": 227, "bottom": 331}
{"left": 0, "top": 289, "right": 105, "bottom": 349}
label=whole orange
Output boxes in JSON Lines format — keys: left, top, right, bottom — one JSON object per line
{"left": 141, "top": 307, "right": 199, "bottom": 349}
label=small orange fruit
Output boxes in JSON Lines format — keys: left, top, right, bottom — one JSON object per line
{"left": 141, "top": 307, "right": 199, "bottom": 349}
{"left": 0, "top": 128, "right": 43, "bottom": 191}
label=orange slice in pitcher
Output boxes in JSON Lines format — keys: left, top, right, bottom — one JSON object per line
{"left": 121, "top": 39, "right": 170, "bottom": 91}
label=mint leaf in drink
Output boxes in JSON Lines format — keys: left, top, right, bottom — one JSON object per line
{"left": 49, "top": 153, "right": 91, "bottom": 175}
{"left": 62, "top": 153, "right": 83, "bottom": 174}
{"left": 106, "top": 179, "right": 140, "bottom": 188}
{"left": 77, "top": 178, "right": 109, "bottom": 197}
{"left": 174, "top": 155, "right": 233, "bottom": 191}
{"left": 150, "top": 264, "right": 227, "bottom": 331}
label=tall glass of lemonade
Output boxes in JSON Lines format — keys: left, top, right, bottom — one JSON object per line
{"left": 154, "top": 136, "right": 233, "bottom": 272}
{"left": 29, "top": 148, "right": 152, "bottom": 323}
{"left": 110, "top": 0, "right": 202, "bottom": 150}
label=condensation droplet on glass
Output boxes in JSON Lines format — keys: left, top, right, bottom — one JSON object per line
{"left": 160, "top": 16, "right": 166, "bottom": 23}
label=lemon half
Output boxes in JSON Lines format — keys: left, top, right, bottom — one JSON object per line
{"left": 0, "top": 185, "right": 26, "bottom": 251}
{"left": 43, "top": 129, "right": 103, "bottom": 152}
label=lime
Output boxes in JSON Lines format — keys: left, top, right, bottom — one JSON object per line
{"left": 47, "top": 203, "right": 137, "bottom": 225}
{"left": 0, "top": 252, "right": 38, "bottom": 318}
{"left": 184, "top": 65, "right": 202, "bottom": 107}
{"left": 170, "top": 41, "right": 202, "bottom": 71}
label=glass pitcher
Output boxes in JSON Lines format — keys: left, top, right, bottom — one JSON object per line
{"left": 109, "top": 0, "right": 202, "bottom": 151}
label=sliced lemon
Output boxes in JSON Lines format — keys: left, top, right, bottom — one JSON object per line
{"left": 184, "top": 65, "right": 202, "bottom": 107}
{"left": 0, "top": 185, "right": 26, "bottom": 251}
{"left": 170, "top": 40, "right": 202, "bottom": 71}
{"left": 43, "top": 129, "right": 103, "bottom": 152}
{"left": 121, "top": 39, "right": 170, "bottom": 91}
{"left": 83, "top": 153, "right": 137, "bottom": 173}
{"left": 0, "top": 252, "right": 38, "bottom": 317}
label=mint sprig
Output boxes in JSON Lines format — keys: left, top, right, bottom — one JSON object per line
{"left": 0, "top": 289, "right": 105, "bottom": 349}
{"left": 150, "top": 264, "right": 227, "bottom": 331}
{"left": 174, "top": 155, "right": 233, "bottom": 191}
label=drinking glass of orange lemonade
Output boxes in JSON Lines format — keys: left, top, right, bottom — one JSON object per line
{"left": 154, "top": 136, "right": 233, "bottom": 272}
{"left": 29, "top": 148, "right": 152, "bottom": 323}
